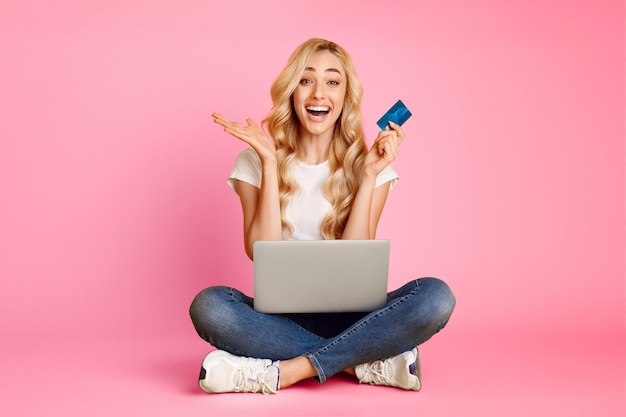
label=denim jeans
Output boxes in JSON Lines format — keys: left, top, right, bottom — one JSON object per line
{"left": 189, "top": 277, "right": 455, "bottom": 383}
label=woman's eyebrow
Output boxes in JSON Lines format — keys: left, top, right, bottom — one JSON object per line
{"left": 304, "top": 66, "right": 343, "bottom": 76}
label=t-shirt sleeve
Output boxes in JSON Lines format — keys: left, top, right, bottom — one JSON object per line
{"left": 226, "top": 148, "right": 262, "bottom": 191}
{"left": 375, "top": 164, "right": 400, "bottom": 189}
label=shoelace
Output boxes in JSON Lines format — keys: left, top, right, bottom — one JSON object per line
{"left": 361, "top": 360, "right": 394, "bottom": 386}
{"left": 232, "top": 364, "right": 278, "bottom": 394}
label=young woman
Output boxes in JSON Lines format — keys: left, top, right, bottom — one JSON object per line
{"left": 189, "top": 38, "right": 455, "bottom": 394}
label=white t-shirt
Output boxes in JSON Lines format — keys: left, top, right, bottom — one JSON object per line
{"left": 227, "top": 147, "right": 399, "bottom": 240}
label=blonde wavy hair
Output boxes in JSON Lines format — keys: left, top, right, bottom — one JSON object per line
{"left": 263, "top": 38, "right": 368, "bottom": 239}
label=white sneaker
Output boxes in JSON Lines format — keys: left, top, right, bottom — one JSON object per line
{"left": 355, "top": 348, "right": 421, "bottom": 391}
{"left": 198, "top": 350, "right": 280, "bottom": 394}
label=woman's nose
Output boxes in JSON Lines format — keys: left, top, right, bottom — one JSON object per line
{"left": 311, "top": 84, "right": 325, "bottom": 99}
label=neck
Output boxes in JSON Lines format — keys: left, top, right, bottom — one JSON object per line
{"left": 297, "top": 130, "right": 333, "bottom": 165}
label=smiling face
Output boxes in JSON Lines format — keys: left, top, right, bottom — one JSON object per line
{"left": 292, "top": 51, "right": 347, "bottom": 140}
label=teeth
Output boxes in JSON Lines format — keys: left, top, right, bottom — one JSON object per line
{"left": 306, "top": 106, "right": 330, "bottom": 111}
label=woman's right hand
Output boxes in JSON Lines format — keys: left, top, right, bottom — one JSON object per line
{"left": 212, "top": 113, "right": 277, "bottom": 165}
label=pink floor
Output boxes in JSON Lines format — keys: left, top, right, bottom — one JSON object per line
{"left": 4, "top": 325, "right": 623, "bottom": 417}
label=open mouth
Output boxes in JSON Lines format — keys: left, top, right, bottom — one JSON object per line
{"left": 306, "top": 106, "right": 330, "bottom": 118}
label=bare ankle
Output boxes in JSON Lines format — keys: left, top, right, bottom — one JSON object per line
{"left": 278, "top": 356, "right": 317, "bottom": 389}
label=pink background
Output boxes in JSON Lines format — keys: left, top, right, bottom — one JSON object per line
{"left": 1, "top": 1, "right": 624, "bottom": 416}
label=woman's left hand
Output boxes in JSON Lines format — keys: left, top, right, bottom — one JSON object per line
{"left": 363, "top": 121, "right": 404, "bottom": 178}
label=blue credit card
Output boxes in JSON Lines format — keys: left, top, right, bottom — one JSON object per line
{"left": 376, "top": 100, "right": 412, "bottom": 130}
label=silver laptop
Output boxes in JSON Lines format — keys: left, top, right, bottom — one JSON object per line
{"left": 253, "top": 240, "right": 389, "bottom": 314}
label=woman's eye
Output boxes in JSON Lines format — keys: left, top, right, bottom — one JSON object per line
{"left": 300, "top": 79, "right": 312, "bottom": 85}
{"left": 328, "top": 80, "right": 340, "bottom": 86}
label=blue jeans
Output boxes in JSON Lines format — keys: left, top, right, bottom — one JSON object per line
{"left": 189, "top": 277, "right": 455, "bottom": 383}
